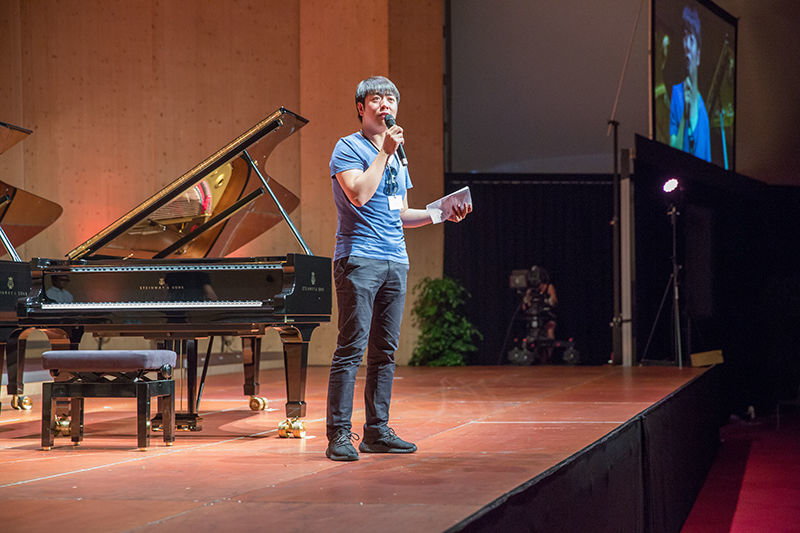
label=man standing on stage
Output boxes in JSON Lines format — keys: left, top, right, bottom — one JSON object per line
{"left": 326, "top": 76, "right": 471, "bottom": 461}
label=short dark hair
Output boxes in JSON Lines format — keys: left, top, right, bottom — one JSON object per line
{"left": 528, "top": 265, "right": 550, "bottom": 286}
{"left": 682, "top": 5, "right": 701, "bottom": 49}
{"left": 355, "top": 76, "right": 400, "bottom": 121}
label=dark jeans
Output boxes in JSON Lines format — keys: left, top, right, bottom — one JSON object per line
{"left": 326, "top": 255, "right": 409, "bottom": 440}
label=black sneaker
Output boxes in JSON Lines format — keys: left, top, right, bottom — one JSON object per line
{"left": 359, "top": 427, "right": 417, "bottom": 454}
{"left": 326, "top": 428, "right": 360, "bottom": 461}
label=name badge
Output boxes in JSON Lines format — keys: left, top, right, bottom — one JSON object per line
{"left": 388, "top": 195, "right": 404, "bottom": 211}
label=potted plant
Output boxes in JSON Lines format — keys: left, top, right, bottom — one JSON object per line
{"left": 409, "top": 276, "right": 482, "bottom": 366}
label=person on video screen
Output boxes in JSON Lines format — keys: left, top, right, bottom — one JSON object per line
{"left": 669, "top": 5, "right": 711, "bottom": 162}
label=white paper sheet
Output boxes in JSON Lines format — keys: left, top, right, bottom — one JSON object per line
{"left": 426, "top": 186, "right": 473, "bottom": 224}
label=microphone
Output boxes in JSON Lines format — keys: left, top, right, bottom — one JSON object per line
{"left": 383, "top": 114, "right": 408, "bottom": 166}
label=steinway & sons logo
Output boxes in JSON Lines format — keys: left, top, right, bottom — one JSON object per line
{"left": 301, "top": 270, "right": 324, "bottom": 293}
{"left": 0, "top": 275, "right": 27, "bottom": 297}
{"left": 139, "top": 277, "right": 184, "bottom": 291}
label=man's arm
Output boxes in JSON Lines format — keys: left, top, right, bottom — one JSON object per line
{"left": 400, "top": 207, "right": 433, "bottom": 228}
{"left": 546, "top": 284, "right": 558, "bottom": 307}
{"left": 669, "top": 80, "right": 690, "bottom": 150}
{"left": 335, "top": 126, "right": 404, "bottom": 207}
{"left": 335, "top": 151, "right": 390, "bottom": 207}
{"left": 400, "top": 195, "right": 471, "bottom": 228}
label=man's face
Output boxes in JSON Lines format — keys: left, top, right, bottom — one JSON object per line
{"left": 683, "top": 30, "right": 700, "bottom": 72}
{"left": 358, "top": 92, "right": 398, "bottom": 129}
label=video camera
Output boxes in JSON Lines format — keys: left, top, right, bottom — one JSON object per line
{"left": 509, "top": 265, "right": 550, "bottom": 290}
{"left": 509, "top": 265, "right": 551, "bottom": 315}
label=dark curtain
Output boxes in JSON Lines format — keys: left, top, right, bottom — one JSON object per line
{"left": 443, "top": 174, "right": 613, "bottom": 365}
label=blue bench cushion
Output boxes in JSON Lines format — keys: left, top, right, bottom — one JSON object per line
{"left": 42, "top": 350, "right": 177, "bottom": 372}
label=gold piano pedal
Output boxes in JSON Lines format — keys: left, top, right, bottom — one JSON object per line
{"left": 175, "top": 415, "right": 203, "bottom": 432}
{"left": 11, "top": 394, "right": 33, "bottom": 411}
{"left": 249, "top": 396, "right": 268, "bottom": 411}
{"left": 151, "top": 413, "right": 202, "bottom": 432}
{"left": 54, "top": 415, "right": 71, "bottom": 437}
{"left": 278, "top": 417, "right": 305, "bottom": 438}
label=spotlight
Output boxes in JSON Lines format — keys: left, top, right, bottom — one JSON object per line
{"left": 662, "top": 178, "right": 680, "bottom": 193}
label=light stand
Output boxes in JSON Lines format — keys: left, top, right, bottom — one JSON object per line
{"left": 607, "top": 0, "right": 647, "bottom": 364}
{"left": 640, "top": 202, "right": 684, "bottom": 367}
{"left": 668, "top": 204, "right": 683, "bottom": 368}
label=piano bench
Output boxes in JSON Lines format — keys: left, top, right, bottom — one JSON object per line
{"left": 40, "top": 350, "right": 177, "bottom": 451}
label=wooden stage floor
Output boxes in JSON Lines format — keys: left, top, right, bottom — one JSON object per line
{"left": 0, "top": 365, "right": 708, "bottom": 532}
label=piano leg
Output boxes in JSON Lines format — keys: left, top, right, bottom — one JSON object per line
{"left": 5, "top": 331, "right": 33, "bottom": 411}
{"left": 185, "top": 339, "right": 198, "bottom": 418}
{"left": 155, "top": 339, "right": 203, "bottom": 432}
{"left": 0, "top": 342, "right": 4, "bottom": 413}
{"left": 242, "top": 336, "right": 268, "bottom": 411}
{"left": 276, "top": 325, "right": 317, "bottom": 438}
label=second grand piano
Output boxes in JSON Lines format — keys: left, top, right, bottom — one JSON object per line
{"left": 9, "top": 108, "right": 331, "bottom": 433}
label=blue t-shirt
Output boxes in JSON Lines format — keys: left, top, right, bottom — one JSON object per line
{"left": 670, "top": 82, "right": 711, "bottom": 162}
{"left": 330, "top": 132, "right": 413, "bottom": 263}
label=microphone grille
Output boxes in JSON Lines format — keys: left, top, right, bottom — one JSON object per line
{"left": 384, "top": 114, "right": 396, "bottom": 127}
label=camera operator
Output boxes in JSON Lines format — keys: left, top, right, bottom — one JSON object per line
{"left": 521, "top": 266, "right": 558, "bottom": 363}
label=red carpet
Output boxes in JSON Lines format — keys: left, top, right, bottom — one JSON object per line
{"left": 682, "top": 410, "right": 800, "bottom": 532}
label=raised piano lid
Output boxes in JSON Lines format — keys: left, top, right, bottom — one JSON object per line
{"left": 0, "top": 182, "right": 64, "bottom": 256}
{"left": 0, "top": 122, "right": 63, "bottom": 258}
{"left": 0, "top": 121, "right": 33, "bottom": 155}
{"left": 66, "top": 107, "right": 308, "bottom": 261}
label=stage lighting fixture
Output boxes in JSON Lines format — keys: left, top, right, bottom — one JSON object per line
{"left": 662, "top": 178, "right": 680, "bottom": 193}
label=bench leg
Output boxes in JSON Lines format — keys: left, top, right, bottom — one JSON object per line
{"left": 41, "top": 383, "right": 55, "bottom": 450}
{"left": 70, "top": 398, "right": 84, "bottom": 445}
{"left": 136, "top": 382, "right": 151, "bottom": 450}
{"left": 163, "top": 383, "right": 175, "bottom": 446}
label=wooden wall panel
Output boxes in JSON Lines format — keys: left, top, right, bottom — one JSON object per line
{"left": 299, "top": 0, "right": 390, "bottom": 364}
{"left": 389, "top": 1, "right": 446, "bottom": 363}
{"left": 0, "top": 0, "right": 27, "bottom": 255}
{"left": 0, "top": 0, "right": 23, "bottom": 125}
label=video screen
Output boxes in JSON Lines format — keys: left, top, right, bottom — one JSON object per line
{"left": 652, "top": 0, "right": 736, "bottom": 170}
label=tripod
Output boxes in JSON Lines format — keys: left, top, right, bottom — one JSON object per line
{"left": 503, "top": 291, "right": 579, "bottom": 365}
{"left": 640, "top": 203, "right": 684, "bottom": 368}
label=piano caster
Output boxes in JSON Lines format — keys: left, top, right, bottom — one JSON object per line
{"left": 11, "top": 395, "right": 33, "bottom": 411}
{"left": 249, "top": 396, "right": 268, "bottom": 411}
{"left": 277, "top": 417, "right": 306, "bottom": 438}
{"left": 54, "top": 415, "right": 71, "bottom": 437}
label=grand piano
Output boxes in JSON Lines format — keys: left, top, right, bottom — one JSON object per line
{"left": 3, "top": 109, "right": 332, "bottom": 435}
{"left": 0, "top": 121, "right": 64, "bottom": 411}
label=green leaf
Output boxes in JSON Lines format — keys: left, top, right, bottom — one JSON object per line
{"left": 409, "top": 276, "right": 482, "bottom": 367}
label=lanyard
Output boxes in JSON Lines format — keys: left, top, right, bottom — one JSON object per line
{"left": 361, "top": 132, "right": 401, "bottom": 196}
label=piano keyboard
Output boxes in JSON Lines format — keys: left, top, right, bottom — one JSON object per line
{"left": 41, "top": 300, "right": 264, "bottom": 310}
{"left": 68, "top": 264, "right": 282, "bottom": 273}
